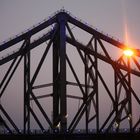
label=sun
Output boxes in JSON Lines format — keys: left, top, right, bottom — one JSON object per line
{"left": 123, "top": 49, "right": 134, "bottom": 57}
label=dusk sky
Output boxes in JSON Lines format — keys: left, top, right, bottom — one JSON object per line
{"left": 1, "top": 0, "right": 140, "bottom": 130}
{"left": 0, "top": 0, "right": 140, "bottom": 47}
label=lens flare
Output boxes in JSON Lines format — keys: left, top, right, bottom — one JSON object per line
{"left": 123, "top": 49, "right": 134, "bottom": 57}
{"left": 121, "top": 1, "right": 135, "bottom": 57}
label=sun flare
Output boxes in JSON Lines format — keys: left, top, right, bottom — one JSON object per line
{"left": 123, "top": 49, "right": 134, "bottom": 57}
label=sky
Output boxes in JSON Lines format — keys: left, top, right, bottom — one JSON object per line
{"left": 0, "top": 0, "right": 140, "bottom": 47}
{"left": 1, "top": 0, "right": 140, "bottom": 130}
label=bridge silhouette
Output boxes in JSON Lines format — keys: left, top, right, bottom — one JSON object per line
{"left": 1, "top": 9, "right": 140, "bottom": 137}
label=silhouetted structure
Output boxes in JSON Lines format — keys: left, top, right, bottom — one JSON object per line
{"left": 0, "top": 116, "right": 4, "bottom": 125}
{"left": 0, "top": 9, "right": 140, "bottom": 136}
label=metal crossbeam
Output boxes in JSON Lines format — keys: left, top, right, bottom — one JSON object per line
{"left": 1, "top": 9, "right": 140, "bottom": 134}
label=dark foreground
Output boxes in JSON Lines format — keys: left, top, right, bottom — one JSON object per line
{"left": 0, "top": 133, "right": 140, "bottom": 140}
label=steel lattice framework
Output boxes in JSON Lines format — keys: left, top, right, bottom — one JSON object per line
{"left": 1, "top": 9, "right": 140, "bottom": 134}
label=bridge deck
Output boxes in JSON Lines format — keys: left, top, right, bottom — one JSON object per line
{"left": 0, "top": 133, "right": 140, "bottom": 140}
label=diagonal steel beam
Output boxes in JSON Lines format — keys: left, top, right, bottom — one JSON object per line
{"left": 66, "top": 36, "right": 140, "bottom": 77}
{"left": 30, "top": 91, "right": 53, "bottom": 129}
{"left": 0, "top": 104, "right": 20, "bottom": 133}
{"left": 0, "top": 14, "right": 57, "bottom": 52}
{"left": 0, "top": 30, "right": 53, "bottom": 65}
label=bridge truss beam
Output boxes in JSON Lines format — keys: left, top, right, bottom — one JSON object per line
{"left": 1, "top": 9, "right": 140, "bottom": 134}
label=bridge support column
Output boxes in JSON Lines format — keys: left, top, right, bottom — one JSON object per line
{"left": 94, "top": 39, "right": 99, "bottom": 132}
{"left": 53, "top": 33, "right": 60, "bottom": 130}
{"left": 24, "top": 39, "right": 31, "bottom": 134}
{"left": 59, "top": 14, "right": 67, "bottom": 132}
{"left": 53, "top": 13, "right": 67, "bottom": 133}
{"left": 127, "top": 58, "right": 133, "bottom": 131}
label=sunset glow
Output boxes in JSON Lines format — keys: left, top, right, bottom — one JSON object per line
{"left": 123, "top": 49, "right": 134, "bottom": 57}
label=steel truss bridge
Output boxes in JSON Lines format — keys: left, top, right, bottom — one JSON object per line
{"left": 1, "top": 9, "right": 140, "bottom": 135}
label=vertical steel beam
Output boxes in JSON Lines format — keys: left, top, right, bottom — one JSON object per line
{"left": 94, "top": 38, "right": 99, "bottom": 132}
{"left": 114, "top": 70, "right": 119, "bottom": 132}
{"left": 24, "top": 39, "right": 31, "bottom": 134}
{"left": 127, "top": 58, "right": 133, "bottom": 131}
{"left": 53, "top": 33, "right": 60, "bottom": 129}
{"left": 58, "top": 13, "right": 67, "bottom": 132}
{"left": 85, "top": 53, "right": 88, "bottom": 133}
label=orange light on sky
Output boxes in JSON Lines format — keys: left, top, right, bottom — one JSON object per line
{"left": 123, "top": 10, "right": 135, "bottom": 57}
{"left": 123, "top": 49, "right": 134, "bottom": 57}
{"left": 122, "top": 1, "right": 134, "bottom": 57}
